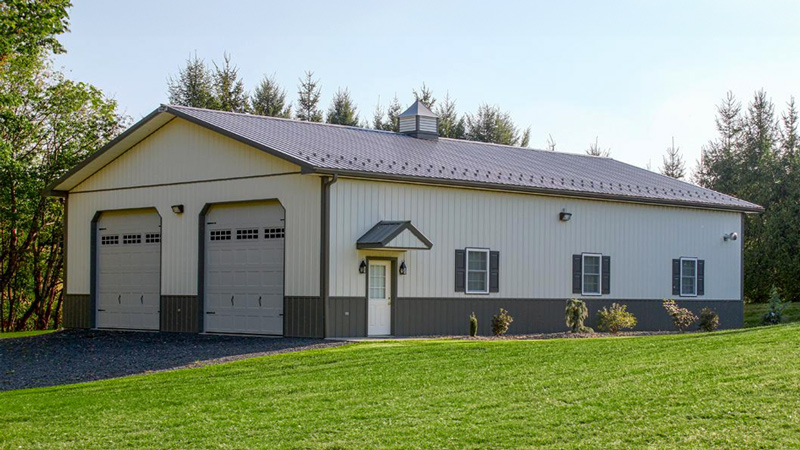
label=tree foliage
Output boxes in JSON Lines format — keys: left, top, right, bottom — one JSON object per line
{"left": 296, "top": 71, "right": 322, "bottom": 122}
{"left": 412, "top": 83, "right": 436, "bottom": 109}
{"left": 660, "top": 138, "right": 685, "bottom": 179}
{"left": 167, "top": 53, "right": 216, "bottom": 109}
{"left": 586, "top": 137, "right": 611, "bottom": 157}
{"left": 326, "top": 88, "right": 359, "bottom": 126}
{"left": 697, "top": 90, "right": 800, "bottom": 302}
{"left": 0, "top": 0, "right": 71, "bottom": 62}
{"left": 251, "top": 74, "right": 291, "bottom": 118}
{"left": 1, "top": 3, "right": 125, "bottom": 331}
{"left": 465, "top": 104, "right": 525, "bottom": 146}
{"left": 435, "top": 92, "right": 465, "bottom": 139}
{"left": 372, "top": 95, "right": 402, "bottom": 132}
{"left": 211, "top": 53, "right": 248, "bottom": 113}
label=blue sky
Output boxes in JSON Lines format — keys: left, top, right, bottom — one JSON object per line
{"left": 55, "top": 0, "right": 800, "bottom": 173}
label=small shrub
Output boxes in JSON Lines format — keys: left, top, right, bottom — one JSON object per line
{"left": 663, "top": 299, "right": 698, "bottom": 332}
{"left": 596, "top": 303, "right": 637, "bottom": 334}
{"left": 491, "top": 308, "right": 513, "bottom": 336}
{"left": 565, "top": 298, "right": 593, "bottom": 333}
{"left": 698, "top": 307, "right": 719, "bottom": 332}
{"left": 469, "top": 312, "right": 478, "bottom": 337}
{"left": 762, "top": 286, "right": 786, "bottom": 325}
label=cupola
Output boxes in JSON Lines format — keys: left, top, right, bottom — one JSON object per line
{"left": 398, "top": 100, "right": 439, "bottom": 140}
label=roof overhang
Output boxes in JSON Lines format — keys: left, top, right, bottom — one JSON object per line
{"left": 357, "top": 221, "right": 433, "bottom": 250}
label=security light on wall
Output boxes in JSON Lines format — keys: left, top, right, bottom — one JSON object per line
{"left": 559, "top": 209, "right": 572, "bottom": 222}
{"left": 359, "top": 259, "right": 367, "bottom": 274}
{"left": 723, "top": 232, "right": 738, "bottom": 241}
{"left": 171, "top": 204, "right": 184, "bottom": 214}
{"left": 399, "top": 261, "right": 407, "bottom": 275}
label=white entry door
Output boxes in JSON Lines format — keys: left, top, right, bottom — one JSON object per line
{"left": 96, "top": 209, "right": 161, "bottom": 330}
{"left": 204, "top": 201, "right": 285, "bottom": 335}
{"left": 368, "top": 260, "right": 392, "bottom": 336}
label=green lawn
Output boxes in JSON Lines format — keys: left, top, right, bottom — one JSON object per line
{"left": 0, "top": 329, "right": 54, "bottom": 339}
{"left": 2, "top": 325, "right": 800, "bottom": 449}
{"left": 744, "top": 301, "right": 800, "bottom": 327}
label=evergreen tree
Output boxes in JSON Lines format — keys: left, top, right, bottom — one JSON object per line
{"left": 167, "top": 53, "right": 216, "bottom": 109}
{"left": 251, "top": 74, "right": 291, "bottom": 118}
{"left": 296, "top": 71, "right": 322, "bottom": 122}
{"left": 326, "top": 88, "right": 359, "bottom": 126}
{"left": 384, "top": 95, "right": 402, "bottom": 132}
{"left": 412, "top": 83, "right": 436, "bottom": 109}
{"left": 465, "top": 104, "right": 524, "bottom": 146}
{"left": 695, "top": 92, "right": 743, "bottom": 193}
{"left": 586, "top": 137, "right": 611, "bottom": 157}
{"left": 519, "top": 127, "right": 531, "bottom": 148}
{"left": 546, "top": 134, "right": 557, "bottom": 151}
{"left": 211, "top": 53, "right": 248, "bottom": 113}
{"left": 660, "top": 137, "right": 685, "bottom": 179}
{"left": 435, "top": 93, "right": 465, "bottom": 139}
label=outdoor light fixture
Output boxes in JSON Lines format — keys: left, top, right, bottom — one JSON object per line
{"left": 171, "top": 204, "right": 184, "bottom": 214}
{"left": 359, "top": 259, "right": 367, "bottom": 274}
{"left": 723, "top": 232, "right": 739, "bottom": 242}
{"left": 559, "top": 209, "right": 572, "bottom": 222}
{"left": 399, "top": 261, "right": 407, "bottom": 275}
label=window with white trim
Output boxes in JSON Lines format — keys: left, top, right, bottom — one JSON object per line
{"left": 264, "top": 227, "right": 285, "bottom": 239}
{"left": 101, "top": 235, "right": 119, "bottom": 246}
{"left": 582, "top": 254, "right": 602, "bottom": 295}
{"left": 680, "top": 258, "right": 698, "bottom": 296}
{"left": 466, "top": 248, "right": 490, "bottom": 294}
{"left": 145, "top": 233, "right": 160, "bottom": 244}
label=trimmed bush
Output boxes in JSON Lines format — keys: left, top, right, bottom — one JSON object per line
{"left": 698, "top": 307, "right": 720, "bottom": 332}
{"left": 663, "top": 299, "right": 698, "bottom": 332}
{"left": 565, "top": 298, "right": 593, "bottom": 333}
{"left": 762, "top": 286, "right": 786, "bottom": 325}
{"left": 596, "top": 303, "right": 637, "bottom": 334}
{"left": 469, "top": 312, "right": 478, "bottom": 337}
{"left": 491, "top": 308, "right": 513, "bottom": 336}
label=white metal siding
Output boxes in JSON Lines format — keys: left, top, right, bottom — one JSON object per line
{"left": 329, "top": 178, "right": 742, "bottom": 301}
{"left": 66, "top": 118, "right": 320, "bottom": 297}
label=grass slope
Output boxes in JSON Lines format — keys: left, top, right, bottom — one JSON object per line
{"left": 0, "top": 330, "right": 54, "bottom": 339}
{"left": 1, "top": 325, "right": 799, "bottom": 449}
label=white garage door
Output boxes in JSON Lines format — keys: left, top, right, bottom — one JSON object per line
{"left": 96, "top": 209, "right": 161, "bottom": 330}
{"left": 204, "top": 201, "right": 285, "bottom": 335}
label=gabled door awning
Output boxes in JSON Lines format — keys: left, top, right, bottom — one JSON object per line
{"left": 356, "top": 221, "right": 433, "bottom": 250}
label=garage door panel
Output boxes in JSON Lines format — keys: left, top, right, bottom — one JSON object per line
{"left": 204, "top": 201, "right": 284, "bottom": 335}
{"left": 96, "top": 210, "right": 161, "bottom": 331}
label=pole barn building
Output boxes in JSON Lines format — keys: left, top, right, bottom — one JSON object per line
{"left": 47, "top": 101, "right": 762, "bottom": 337}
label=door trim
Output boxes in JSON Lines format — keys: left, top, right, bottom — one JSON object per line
{"left": 364, "top": 256, "right": 397, "bottom": 336}
{"left": 198, "top": 198, "right": 286, "bottom": 334}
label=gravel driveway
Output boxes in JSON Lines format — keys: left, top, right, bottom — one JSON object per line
{"left": 0, "top": 330, "right": 345, "bottom": 391}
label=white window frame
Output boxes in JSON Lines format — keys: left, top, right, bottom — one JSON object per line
{"left": 680, "top": 257, "right": 698, "bottom": 297}
{"left": 581, "top": 253, "right": 602, "bottom": 296}
{"left": 465, "top": 248, "right": 490, "bottom": 295}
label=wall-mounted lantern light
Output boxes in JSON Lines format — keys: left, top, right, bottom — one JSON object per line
{"left": 723, "top": 232, "right": 739, "bottom": 242}
{"left": 171, "top": 204, "right": 185, "bottom": 214}
{"left": 399, "top": 261, "right": 407, "bottom": 275}
{"left": 359, "top": 259, "right": 367, "bottom": 274}
{"left": 559, "top": 209, "right": 572, "bottom": 222}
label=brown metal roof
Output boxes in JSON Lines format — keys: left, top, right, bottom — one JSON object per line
{"left": 49, "top": 104, "right": 763, "bottom": 213}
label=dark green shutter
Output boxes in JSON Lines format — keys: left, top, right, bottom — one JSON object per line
{"left": 572, "top": 255, "right": 582, "bottom": 294}
{"left": 672, "top": 259, "right": 680, "bottom": 295}
{"left": 697, "top": 260, "right": 705, "bottom": 296}
{"left": 489, "top": 251, "right": 500, "bottom": 293}
{"left": 601, "top": 256, "right": 611, "bottom": 295}
{"left": 455, "top": 249, "right": 466, "bottom": 292}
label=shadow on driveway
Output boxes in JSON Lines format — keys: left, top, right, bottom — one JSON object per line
{"left": 0, "top": 330, "right": 344, "bottom": 391}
